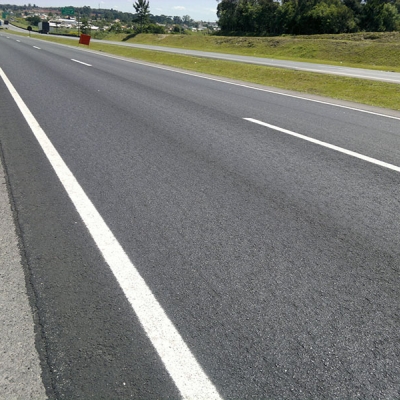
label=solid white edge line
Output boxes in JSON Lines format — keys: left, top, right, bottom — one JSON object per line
{"left": 82, "top": 50, "right": 400, "bottom": 122}
{"left": 71, "top": 58, "right": 92, "bottom": 67}
{"left": 0, "top": 67, "right": 222, "bottom": 400}
{"left": 207, "top": 55, "right": 400, "bottom": 84}
{"left": 17, "top": 36, "right": 400, "bottom": 122}
{"left": 53, "top": 40, "right": 400, "bottom": 122}
{"left": 245, "top": 118, "right": 400, "bottom": 173}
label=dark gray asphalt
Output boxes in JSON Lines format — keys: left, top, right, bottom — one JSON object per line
{"left": 7, "top": 23, "right": 400, "bottom": 84}
{"left": 1, "top": 34, "right": 400, "bottom": 399}
{"left": 0, "top": 141, "right": 46, "bottom": 398}
{"left": 98, "top": 42, "right": 400, "bottom": 84}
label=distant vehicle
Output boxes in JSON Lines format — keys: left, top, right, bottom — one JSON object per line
{"left": 0, "top": 19, "right": 3, "bottom": 26}
{"left": 38, "top": 21, "right": 50, "bottom": 34}
{"left": 4, "top": 20, "right": 9, "bottom": 25}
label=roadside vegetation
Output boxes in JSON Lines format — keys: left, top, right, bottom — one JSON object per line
{"left": 121, "top": 32, "right": 400, "bottom": 72}
{"left": 9, "top": 16, "right": 400, "bottom": 72}
{"left": 1, "top": 3, "right": 215, "bottom": 38}
{"left": 217, "top": 0, "right": 400, "bottom": 35}
{"left": 4, "top": 29, "right": 400, "bottom": 111}
{"left": 2, "top": 0, "right": 399, "bottom": 111}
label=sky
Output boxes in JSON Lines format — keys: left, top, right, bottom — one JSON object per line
{"left": 145, "top": 0, "right": 218, "bottom": 21}
{"left": 18, "top": 0, "right": 220, "bottom": 21}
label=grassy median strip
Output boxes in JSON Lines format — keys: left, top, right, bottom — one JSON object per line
{"left": 6, "top": 30, "right": 400, "bottom": 111}
{"left": 123, "top": 32, "right": 400, "bottom": 73}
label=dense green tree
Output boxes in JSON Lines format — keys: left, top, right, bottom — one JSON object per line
{"left": 109, "top": 21, "right": 123, "bottom": 32}
{"left": 381, "top": 2, "right": 400, "bottom": 30}
{"left": 133, "top": 0, "right": 150, "bottom": 32}
{"left": 152, "top": 14, "right": 174, "bottom": 24}
{"left": 80, "top": 16, "right": 91, "bottom": 33}
{"left": 172, "top": 24, "right": 183, "bottom": 33}
{"left": 25, "top": 14, "right": 41, "bottom": 25}
{"left": 182, "top": 15, "right": 194, "bottom": 25}
{"left": 256, "top": 0, "right": 280, "bottom": 34}
{"left": 276, "top": 0, "right": 298, "bottom": 34}
{"left": 342, "top": 0, "right": 362, "bottom": 15}
{"left": 81, "top": 6, "right": 91, "bottom": 17}
{"left": 173, "top": 15, "right": 183, "bottom": 24}
{"left": 305, "top": 0, "right": 357, "bottom": 33}
{"left": 361, "top": 0, "right": 400, "bottom": 31}
{"left": 361, "top": 0, "right": 384, "bottom": 31}
{"left": 216, "top": 0, "right": 399, "bottom": 34}
{"left": 235, "top": 0, "right": 257, "bottom": 32}
{"left": 217, "top": 0, "right": 239, "bottom": 31}
{"left": 103, "top": 10, "right": 115, "bottom": 21}
{"left": 142, "top": 23, "right": 165, "bottom": 33}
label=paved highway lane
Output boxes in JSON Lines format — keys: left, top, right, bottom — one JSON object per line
{"left": 6, "top": 25, "right": 400, "bottom": 84}
{"left": 98, "top": 42, "right": 400, "bottom": 84}
{"left": 1, "top": 35, "right": 400, "bottom": 398}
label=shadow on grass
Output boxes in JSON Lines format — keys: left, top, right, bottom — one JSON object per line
{"left": 122, "top": 33, "right": 138, "bottom": 41}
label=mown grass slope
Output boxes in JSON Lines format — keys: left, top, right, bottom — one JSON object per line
{"left": 120, "top": 32, "right": 400, "bottom": 72}
{"left": 5, "top": 28, "right": 400, "bottom": 110}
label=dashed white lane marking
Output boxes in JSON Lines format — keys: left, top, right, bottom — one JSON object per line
{"left": 80, "top": 50, "right": 400, "bottom": 122}
{"left": 8, "top": 33, "right": 400, "bottom": 121}
{"left": 33, "top": 46, "right": 41, "bottom": 50}
{"left": 0, "top": 67, "right": 222, "bottom": 400}
{"left": 71, "top": 59, "right": 92, "bottom": 67}
{"left": 245, "top": 118, "right": 400, "bottom": 173}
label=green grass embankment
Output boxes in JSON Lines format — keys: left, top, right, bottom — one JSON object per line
{"left": 123, "top": 32, "right": 400, "bottom": 72}
{"left": 4, "top": 29, "right": 400, "bottom": 111}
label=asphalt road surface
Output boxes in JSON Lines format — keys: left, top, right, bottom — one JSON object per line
{"left": 6, "top": 23, "right": 400, "bottom": 84}
{"left": 0, "top": 151, "right": 46, "bottom": 398}
{"left": 1, "top": 33, "right": 400, "bottom": 399}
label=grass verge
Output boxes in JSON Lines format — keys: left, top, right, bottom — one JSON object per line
{"left": 120, "top": 32, "right": 400, "bottom": 73}
{"left": 5, "top": 30, "right": 400, "bottom": 111}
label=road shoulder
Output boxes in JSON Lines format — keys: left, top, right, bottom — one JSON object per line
{"left": 0, "top": 150, "right": 47, "bottom": 399}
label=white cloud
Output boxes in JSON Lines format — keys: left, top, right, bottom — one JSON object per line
{"left": 173, "top": 6, "right": 186, "bottom": 11}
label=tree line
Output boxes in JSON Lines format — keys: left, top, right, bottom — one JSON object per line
{"left": 0, "top": 3, "right": 198, "bottom": 26}
{"left": 216, "top": 0, "right": 400, "bottom": 35}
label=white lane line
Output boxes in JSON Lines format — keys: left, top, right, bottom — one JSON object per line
{"left": 33, "top": 46, "right": 41, "bottom": 50}
{"left": 0, "top": 67, "right": 222, "bottom": 400}
{"left": 16, "top": 40, "right": 21, "bottom": 42}
{"left": 245, "top": 118, "right": 400, "bottom": 173}
{"left": 83, "top": 51, "right": 400, "bottom": 122}
{"left": 204, "top": 55, "right": 400, "bottom": 83}
{"left": 19, "top": 37, "right": 400, "bottom": 121}
{"left": 71, "top": 59, "right": 92, "bottom": 67}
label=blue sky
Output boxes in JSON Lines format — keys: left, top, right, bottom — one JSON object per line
{"left": 145, "top": 0, "right": 218, "bottom": 21}
{"left": 22, "top": 0, "right": 219, "bottom": 21}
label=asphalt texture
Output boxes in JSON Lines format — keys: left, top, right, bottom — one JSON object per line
{"left": 7, "top": 23, "right": 400, "bottom": 84}
{"left": 0, "top": 64, "right": 181, "bottom": 399}
{"left": 0, "top": 147, "right": 46, "bottom": 398}
{"left": 97, "top": 42, "right": 400, "bottom": 84}
{"left": 1, "top": 33, "right": 400, "bottom": 398}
